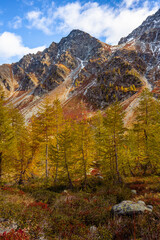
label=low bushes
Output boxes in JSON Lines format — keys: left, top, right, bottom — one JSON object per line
{"left": 0, "top": 229, "right": 30, "bottom": 240}
{"left": 1, "top": 177, "right": 160, "bottom": 239}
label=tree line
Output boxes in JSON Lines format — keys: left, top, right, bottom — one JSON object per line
{"left": 0, "top": 88, "right": 160, "bottom": 187}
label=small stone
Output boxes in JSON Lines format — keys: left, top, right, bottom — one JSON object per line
{"left": 0, "top": 218, "right": 6, "bottom": 223}
{"left": 147, "top": 205, "right": 153, "bottom": 210}
{"left": 90, "top": 226, "right": 97, "bottom": 234}
{"left": 131, "top": 190, "right": 137, "bottom": 194}
{"left": 63, "top": 190, "right": 68, "bottom": 195}
{"left": 98, "top": 176, "right": 104, "bottom": 179}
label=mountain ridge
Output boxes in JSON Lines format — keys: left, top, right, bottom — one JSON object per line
{"left": 119, "top": 9, "right": 160, "bottom": 44}
{"left": 0, "top": 9, "right": 159, "bottom": 123}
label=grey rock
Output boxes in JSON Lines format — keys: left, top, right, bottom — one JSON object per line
{"left": 131, "top": 189, "right": 137, "bottom": 194}
{"left": 90, "top": 226, "right": 97, "bottom": 234}
{"left": 112, "top": 200, "right": 153, "bottom": 216}
{"left": 137, "top": 200, "right": 145, "bottom": 205}
{"left": 63, "top": 190, "right": 68, "bottom": 194}
{"left": 147, "top": 205, "right": 153, "bottom": 210}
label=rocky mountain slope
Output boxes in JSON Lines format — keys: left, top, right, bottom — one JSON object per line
{"left": 0, "top": 9, "right": 159, "bottom": 122}
{"left": 119, "top": 9, "right": 160, "bottom": 44}
{"left": 119, "top": 9, "right": 160, "bottom": 94}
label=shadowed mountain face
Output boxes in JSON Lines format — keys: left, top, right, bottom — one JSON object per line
{"left": 0, "top": 30, "right": 104, "bottom": 95}
{"left": 11, "top": 30, "right": 104, "bottom": 94}
{"left": 0, "top": 9, "right": 159, "bottom": 120}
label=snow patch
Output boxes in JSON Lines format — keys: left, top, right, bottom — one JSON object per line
{"left": 84, "top": 80, "right": 97, "bottom": 95}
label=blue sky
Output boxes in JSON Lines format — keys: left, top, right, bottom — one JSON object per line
{"left": 0, "top": 0, "right": 159, "bottom": 64}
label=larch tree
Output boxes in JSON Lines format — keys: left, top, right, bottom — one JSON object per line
{"left": 58, "top": 120, "right": 74, "bottom": 189}
{"left": 35, "top": 98, "right": 55, "bottom": 178}
{"left": 103, "top": 101, "right": 125, "bottom": 183}
{"left": 92, "top": 111, "right": 108, "bottom": 172}
{"left": 9, "top": 106, "right": 31, "bottom": 184}
{"left": 49, "top": 99, "right": 64, "bottom": 184}
{"left": 73, "top": 119, "right": 95, "bottom": 188}
{"left": 132, "top": 89, "right": 160, "bottom": 175}
{"left": 0, "top": 89, "right": 13, "bottom": 181}
{"left": 28, "top": 115, "right": 41, "bottom": 167}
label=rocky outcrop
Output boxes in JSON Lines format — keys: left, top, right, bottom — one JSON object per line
{"left": 80, "top": 55, "right": 142, "bottom": 108}
{"left": 57, "top": 29, "right": 103, "bottom": 60}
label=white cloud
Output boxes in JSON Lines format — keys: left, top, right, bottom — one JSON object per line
{"left": 0, "top": 32, "right": 45, "bottom": 64}
{"left": 26, "top": 10, "right": 51, "bottom": 34}
{"left": 9, "top": 16, "right": 22, "bottom": 29}
{"left": 105, "top": 6, "right": 158, "bottom": 44}
{"left": 26, "top": 1, "right": 158, "bottom": 45}
{"left": 55, "top": 2, "right": 112, "bottom": 37}
{"left": 26, "top": 2, "right": 55, "bottom": 35}
{"left": 54, "top": 1, "right": 159, "bottom": 45}
{"left": 122, "top": 0, "right": 140, "bottom": 8}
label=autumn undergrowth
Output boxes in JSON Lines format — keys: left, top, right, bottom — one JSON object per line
{"left": 0, "top": 176, "right": 160, "bottom": 239}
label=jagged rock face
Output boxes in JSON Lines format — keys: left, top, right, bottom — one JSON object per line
{"left": 0, "top": 29, "right": 112, "bottom": 117}
{"left": 119, "top": 9, "right": 160, "bottom": 93}
{"left": 65, "top": 9, "right": 160, "bottom": 109}
{"left": 57, "top": 30, "right": 103, "bottom": 60}
{"left": 0, "top": 65, "right": 13, "bottom": 93}
{"left": 3, "top": 30, "right": 105, "bottom": 96}
{"left": 73, "top": 53, "right": 142, "bottom": 109}
{"left": 86, "top": 58, "right": 142, "bottom": 108}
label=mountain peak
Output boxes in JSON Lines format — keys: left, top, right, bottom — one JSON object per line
{"left": 60, "top": 29, "right": 100, "bottom": 44}
{"left": 57, "top": 29, "right": 102, "bottom": 60}
{"left": 68, "top": 29, "right": 90, "bottom": 37}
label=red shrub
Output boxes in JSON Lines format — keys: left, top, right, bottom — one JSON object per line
{"left": 27, "top": 201, "right": 49, "bottom": 210}
{"left": 0, "top": 229, "right": 30, "bottom": 240}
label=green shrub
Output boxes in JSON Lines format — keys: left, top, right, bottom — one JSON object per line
{"left": 31, "top": 189, "right": 57, "bottom": 204}
{"left": 98, "top": 225, "right": 113, "bottom": 240}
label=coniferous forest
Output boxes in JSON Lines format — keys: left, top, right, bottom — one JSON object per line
{"left": 1, "top": 87, "right": 160, "bottom": 239}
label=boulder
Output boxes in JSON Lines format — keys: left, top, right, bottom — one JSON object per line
{"left": 111, "top": 200, "right": 153, "bottom": 216}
